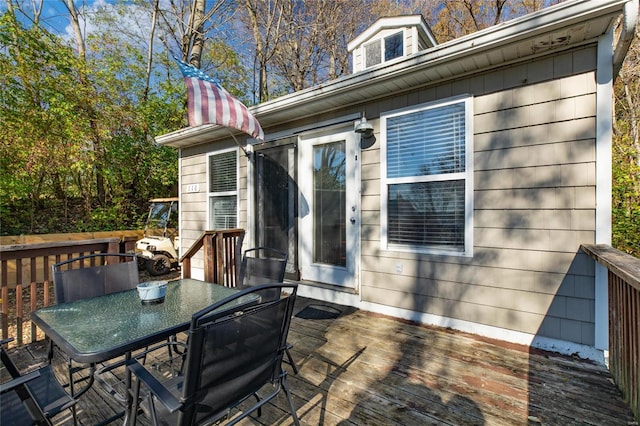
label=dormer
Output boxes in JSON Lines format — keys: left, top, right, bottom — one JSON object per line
{"left": 348, "top": 15, "right": 437, "bottom": 74}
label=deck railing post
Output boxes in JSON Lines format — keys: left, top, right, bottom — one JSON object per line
{"left": 203, "top": 233, "right": 215, "bottom": 283}
{"left": 581, "top": 244, "right": 640, "bottom": 422}
{"left": 179, "top": 229, "right": 245, "bottom": 286}
{"left": 215, "top": 231, "right": 225, "bottom": 285}
{"left": 0, "top": 237, "right": 124, "bottom": 344}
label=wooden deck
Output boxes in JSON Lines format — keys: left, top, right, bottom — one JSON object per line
{"left": 5, "top": 297, "right": 636, "bottom": 425}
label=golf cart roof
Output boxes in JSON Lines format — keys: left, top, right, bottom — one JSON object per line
{"left": 149, "top": 198, "right": 179, "bottom": 203}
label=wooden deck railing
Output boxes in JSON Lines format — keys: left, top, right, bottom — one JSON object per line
{"left": 581, "top": 244, "right": 640, "bottom": 421}
{"left": 0, "top": 238, "right": 123, "bottom": 345}
{"left": 180, "top": 229, "right": 245, "bottom": 287}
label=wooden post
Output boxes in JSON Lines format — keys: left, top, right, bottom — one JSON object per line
{"left": 216, "top": 231, "right": 225, "bottom": 285}
{"left": 203, "top": 233, "right": 215, "bottom": 283}
{"left": 182, "top": 257, "right": 191, "bottom": 279}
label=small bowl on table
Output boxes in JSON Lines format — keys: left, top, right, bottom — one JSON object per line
{"left": 137, "top": 281, "right": 168, "bottom": 305}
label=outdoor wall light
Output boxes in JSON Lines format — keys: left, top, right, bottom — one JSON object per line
{"left": 355, "top": 114, "right": 375, "bottom": 149}
{"left": 354, "top": 115, "right": 374, "bottom": 137}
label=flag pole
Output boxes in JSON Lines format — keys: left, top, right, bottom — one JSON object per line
{"left": 226, "top": 128, "right": 251, "bottom": 159}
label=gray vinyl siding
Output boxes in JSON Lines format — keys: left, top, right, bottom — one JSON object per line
{"left": 360, "top": 45, "right": 598, "bottom": 346}
{"left": 175, "top": 43, "right": 601, "bottom": 347}
{"left": 178, "top": 142, "right": 243, "bottom": 272}
{"left": 178, "top": 152, "right": 207, "bottom": 272}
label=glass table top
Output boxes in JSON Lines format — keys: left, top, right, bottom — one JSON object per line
{"left": 31, "top": 279, "right": 244, "bottom": 363}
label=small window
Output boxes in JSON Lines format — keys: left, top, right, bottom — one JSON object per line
{"left": 363, "top": 31, "right": 404, "bottom": 69}
{"left": 384, "top": 32, "right": 403, "bottom": 61}
{"left": 365, "top": 39, "right": 381, "bottom": 68}
{"left": 208, "top": 149, "right": 238, "bottom": 229}
{"left": 381, "top": 96, "right": 473, "bottom": 256}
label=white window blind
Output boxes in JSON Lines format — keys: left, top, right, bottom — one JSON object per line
{"left": 387, "top": 103, "right": 465, "bottom": 178}
{"left": 388, "top": 181, "right": 465, "bottom": 248}
{"left": 208, "top": 150, "right": 237, "bottom": 229}
{"left": 209, "top": 196, "right": 237, "bottom": 229}
{"left": 209, "top": 150, "right": 236, "bottom": 192}
{"left": 382, "top": 97, "right": 472, "bottom": 254}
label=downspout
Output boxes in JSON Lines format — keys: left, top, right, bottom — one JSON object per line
{"left": 613, "top": 0, "right": 639, "bottom": 79}
{"left": 594, "top": 0, "right": 638, "bottom": 358}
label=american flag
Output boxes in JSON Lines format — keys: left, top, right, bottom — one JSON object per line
{"left": 176, "top": 59, "right": 264, "bottom": 141}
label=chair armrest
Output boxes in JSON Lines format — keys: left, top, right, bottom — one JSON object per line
{"left": 127, "top": 359, "right": 182, "bottom": 413}
{"left": 137, "top": 339, "right": 188, "bottom": 358}
{"left": 0, "top": 370, "right": 41, "bottom": 394}
{"left": 96, "top": 339, "right": 187, "bottom": 375}
{"left": 0, "top": 337, "right": 15, "bottom": 346}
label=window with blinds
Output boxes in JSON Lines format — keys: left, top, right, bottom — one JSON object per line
{"left": 208, "top": 149, "right": 238, "bottom": 229}
{"left": 381, "top": 96, "right": 473, "bottom": 255}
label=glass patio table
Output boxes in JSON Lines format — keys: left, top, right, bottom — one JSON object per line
{"left": 31, "top": 278, "right": 245, "bottom": 364}
{"left": 30, "top": 278, "right": 248, "bottom": 424}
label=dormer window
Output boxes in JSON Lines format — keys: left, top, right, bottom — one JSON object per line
{"left": 364, "top": 40, "right": 381, "bottom": 68}
{"left": 384, "top": 32, "right": 403, "bottom": 61}
{"left": 364, "top": 31, "right": 404, "bottom": 69}
{"left": 348, "top": 15, "right": 437, "bottom": 74}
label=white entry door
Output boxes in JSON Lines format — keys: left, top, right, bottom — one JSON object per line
{"left": 298, "top": 129, "right": 359, "bottom": 288}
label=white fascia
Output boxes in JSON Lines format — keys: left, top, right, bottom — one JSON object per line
{"left": 594, "top": 27, "right": 614, "bottom": 351}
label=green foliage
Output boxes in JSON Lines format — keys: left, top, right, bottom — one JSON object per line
{"left": 612, "top": 131, "right": 640, "bottom": 257}
{"left": 1, "top": 0, "right": 638, "bottom": 263}
{"left": 612, "top": 38, "right": 640, "bottom": 258}
{"left": 0, "top": 8, "right": 182, "bottom": 235}
{"left": 0, "top": 12, "right": 95, "bottom": 228}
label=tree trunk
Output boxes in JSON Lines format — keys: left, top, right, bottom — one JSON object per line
{"left": 189, "top": 0, "right": 207, "bottom": 67}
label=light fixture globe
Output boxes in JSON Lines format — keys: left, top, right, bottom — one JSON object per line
{"left": 354, "top": 116, "right": 374, "bottom": 136}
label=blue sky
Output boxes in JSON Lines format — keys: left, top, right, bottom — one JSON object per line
{"left": 2, "top": 0, "right": 119, "bottom": 37}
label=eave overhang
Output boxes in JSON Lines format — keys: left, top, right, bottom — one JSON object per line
{"left": 157, "top": 0, "right": 629, "bottom": 148}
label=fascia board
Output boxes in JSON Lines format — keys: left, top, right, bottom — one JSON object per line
{"left": 347, "top": 15, "right": 426, "bottom": 51}
{"left": 255, "top": 0, "right": 625, "bottom": 117}
{"left": 157, "top": 0, "right": 626, "bottom": 148}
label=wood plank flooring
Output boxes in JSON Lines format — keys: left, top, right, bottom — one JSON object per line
{"left": 4, "top": 297, "right": 636, "bottom": 425}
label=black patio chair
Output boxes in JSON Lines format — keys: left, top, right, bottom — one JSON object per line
{"left": 51, "top": 253, "right": 140, "bottom": 401}
{"left": 237, "top": 247, "right": 288, "bottom": 286}
{"left": 51, "top": 253, "right": 183, "bottom": 407}
{"left": 52, "top": 253, "right": 139, "bottom": 305}
{"left": 1, "top": 337, "right": 77, "bottom": 426}
{"left": 127, "top": 283, "right": 300, "bottom": 426}
{"left": 237, "top": 247, "right": 298, "bottom": 373}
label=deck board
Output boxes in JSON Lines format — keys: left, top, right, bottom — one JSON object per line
{"left": 4, "top": 297, "right": 636, "bottom": 425}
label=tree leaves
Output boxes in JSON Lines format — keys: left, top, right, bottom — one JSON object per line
{"left": 0, "top": 7, "right": 180, "bottom": 234}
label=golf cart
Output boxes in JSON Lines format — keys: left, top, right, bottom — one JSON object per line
{"left": 135, "top": 198, "right": 180, "bottom": 275}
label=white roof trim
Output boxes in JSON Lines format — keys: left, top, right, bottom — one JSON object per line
{"left": 347, "top": 15, "right": 437, "bottom": 52}
{"left": 157, "top": 0, "right": 628, "bottom": 148}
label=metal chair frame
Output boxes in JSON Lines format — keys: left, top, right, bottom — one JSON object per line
{"left": 50, "top": 253, "right": 183, "bottom": 420}
{"left": 237, "top": 246, "right": 288, "bottom": 286}
{"left": 127, "top": 283, "right": 300, "bottom": 426}
{"left": 1, "top": 337, "right": 77, "bottom": 426}
{"left": 237, "top": 247, "right": 299, "bottom": 373}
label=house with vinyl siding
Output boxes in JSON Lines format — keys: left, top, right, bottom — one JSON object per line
{"left": 156, "top": 0, "right": 638, "bottom": 363}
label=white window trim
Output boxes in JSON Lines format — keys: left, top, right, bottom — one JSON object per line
{"left": 380, "top": 95, "right": 474, "bottom": 257}
{"left": 362, "top": 29, "right": 405, "bottom": 69}
{"left": 206, "top": 147, "right": 239, "bottom": 230}
{"left": 383, "top": 30, "right": 404, "bottom": 62}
